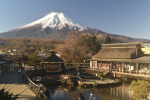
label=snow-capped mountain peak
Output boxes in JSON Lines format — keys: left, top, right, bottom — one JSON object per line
{"left": 20, "top": 12, "right": 87, "bottom": 31}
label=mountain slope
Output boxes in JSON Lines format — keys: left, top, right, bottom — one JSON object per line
{"left": 19, "top": 12, "right": 87, "bottom": 31}
{"left": 0, "top": 12, "right": 149, "bottom": 42}
{"left": 0, "top": 12, "right": 106, "bottom": 39}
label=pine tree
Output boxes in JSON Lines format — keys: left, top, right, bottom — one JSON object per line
{"left": 82, "top": 35, "right": 101, "bottom": 55}
{"left": 104, "top": 34, "right": 111, "bottom": 44}
{"left": 27, "top": 52, "right": 41, "bottom": 70}
{"left": 91, "top": 36, "right": 101, "bottom": 55}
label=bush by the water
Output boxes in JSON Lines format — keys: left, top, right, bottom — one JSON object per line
{"left": 97, "top": 72, "right": 113, "bottom": 78}
{"left": 128, "top": 80, "right": 150, "bottom": 100}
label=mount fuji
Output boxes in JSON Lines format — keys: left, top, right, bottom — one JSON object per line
{"left": 19, "top": 12, "right": 87, "bottom": 31}
{"left": 0, "top": 12, "right": 105, "bottom": 39}
{"left": 0, "top": 12, "right": 148, "bottom": 42}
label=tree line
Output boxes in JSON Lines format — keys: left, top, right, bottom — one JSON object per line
{"left": 0, "top": 31, "right": 112, "bottom": 63}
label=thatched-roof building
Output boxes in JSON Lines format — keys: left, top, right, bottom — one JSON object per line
{"left": 42, "top": 50, "right": 65, "bottom": 73}
{"left": 93, "top": 42, "right": 143, "bottom": 59}
{"left": 89, "top": 42, "right": 150, "bottom": 75}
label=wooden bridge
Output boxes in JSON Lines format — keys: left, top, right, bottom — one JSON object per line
{"left": 61, "top": 75, "right": 121, "bottom": 87}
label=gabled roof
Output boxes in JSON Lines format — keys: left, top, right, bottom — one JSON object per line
{"left": 93, "top": 47, "right": 136, "bottom": 59}
{"left": 43, "top": 51, "right": 64, "bottom": 63}
{"left": 102, "top": 42, "right": 141, "bottom": 47}
{"left": 93, "top": 42, "right": 143, "bottom": 59}
{"left": 126, "top": 56, "right": 150, "bottom": 63}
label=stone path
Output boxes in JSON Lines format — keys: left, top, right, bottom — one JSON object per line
{"left": 0, "top": 68, "right": 39, "bottom": 100}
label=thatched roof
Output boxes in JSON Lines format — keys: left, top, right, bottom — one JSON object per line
{"left": 90, "top": 43, "right": 150, "bottom": 63}
{"left": 93, "top": 42, "right": 144, "bottom": 59}
{"left": 43, "top": 51, "right": 64, "bottom": 63}
{"left": 126, "top": 56, "right": 150, "bottom": 63}
{"left": 102, "top": 42, "right": 141, "bottom": 47}
{"left": 89, "top": 56, "right": 150, "bottom": 63}
{"left": 89, "top": 58, "right": 129, "bottom": 62}
{"left": 93, "top": 47, "right": 136, "bottom": 59}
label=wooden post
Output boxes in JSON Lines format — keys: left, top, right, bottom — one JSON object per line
{"left": 99, "top": 61, "right": 101, "bottom": 72}
{"left": 110, "top": 62, "right": 112, "bottom": 72}
{"left": 149, "top": 63, "right": 150, "bottom": 75}
{"left": 116, "top": 62, "right": 119, "bottom": 72}
{"left": 136, "top": 63, "right": 139, "bottom": 75}
{"left": 122, "top": 62, "right": 125, "bottom": 73}
{"left": 114, "top": 62, "right": 116, "bottom": 71}
{"left": 111, "top": 62, "right": 113, "bottom": 72}
{"left": 129, "top": 62, "right": 131, "bottom": 74}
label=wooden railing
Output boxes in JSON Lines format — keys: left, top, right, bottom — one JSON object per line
{"left": 22, "top": 73, "right": 51, "bottom": 100}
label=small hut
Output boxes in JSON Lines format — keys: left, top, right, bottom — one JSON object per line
{"left": 0, "top": 55, "right": 12, "bottom": 74}
{"left": 42, "top": 50, "right": 65, "bottom": 73}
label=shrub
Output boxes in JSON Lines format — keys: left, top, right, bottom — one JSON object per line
{"left": 128, "top": 80, "right": 150, "bottom": 100}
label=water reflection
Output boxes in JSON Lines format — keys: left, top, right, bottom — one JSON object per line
{"left": 45, "top": 81, "right": 133, "bottom": 100}
{"left": 47, "top": 85, "right": 78, "bottom": 100}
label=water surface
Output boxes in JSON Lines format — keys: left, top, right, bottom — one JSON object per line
{"left": 46, "top": 81, "right": 132, "bottom": 100}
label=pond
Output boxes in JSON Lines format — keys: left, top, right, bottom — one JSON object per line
{"left": 45, "top": 80, "right": 133, "bottom": 100}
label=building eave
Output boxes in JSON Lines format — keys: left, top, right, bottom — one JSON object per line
{"left": 88, "top": 58, "right": 130, "bottom": 62}
{"left": 42, "top": 62, "right": 64, "bottom": 64}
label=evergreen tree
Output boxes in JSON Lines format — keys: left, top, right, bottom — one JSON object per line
{"left": 27, "top": 52, "right": 41, "bottom": 70}
{"left": 91, "top": 36, "right": 101, "bottom": 55}
{"left": 82, "top": 35, "right": 101, "bottom": 55}
{"left": 104, "top": 34, "right": 111, "bottom": 44}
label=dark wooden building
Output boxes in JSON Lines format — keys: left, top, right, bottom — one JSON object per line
{"left": 42, "top": 50, "right": 65, "bottom": 73}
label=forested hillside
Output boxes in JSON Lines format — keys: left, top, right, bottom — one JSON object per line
{"left": 0, "top": 31, "right": 149, "bottom": 63}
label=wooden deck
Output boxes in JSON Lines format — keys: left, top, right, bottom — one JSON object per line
{"left": 77, "top": 78, "right": 121, "bottom": 86}
{"left": 116, "top": 72, "right": 150, "bottom": 80}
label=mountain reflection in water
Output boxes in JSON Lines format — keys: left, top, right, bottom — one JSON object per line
{"left": 45, "top": 81, "right": 133, "bottom": 100}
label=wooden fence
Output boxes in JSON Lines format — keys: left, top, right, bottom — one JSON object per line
{"left": 22, "top": 72, "right": 51, "bottom": 100}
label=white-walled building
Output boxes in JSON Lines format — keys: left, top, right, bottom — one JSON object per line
{"left": 141, "top": 42, "right": 150, "bottom": 54}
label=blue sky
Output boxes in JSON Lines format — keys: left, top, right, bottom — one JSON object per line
{"left": 0, "top": 0, "right": 150, "bottom": 39}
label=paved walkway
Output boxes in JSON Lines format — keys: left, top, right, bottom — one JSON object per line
{"left": 0, "top": 68, "right": 39, "bottom": 100}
